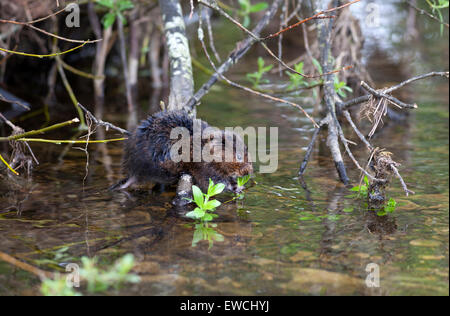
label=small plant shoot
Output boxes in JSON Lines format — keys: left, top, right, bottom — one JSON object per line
{"left": 286, "top": 62, "right": 308, "bottom": 91}
{"left": 246, "top": 57, "right": 273, "bottom": 88}
{"left": 186, "top": 179, "right": 225, "bottom": 222}
{"left": 40, "top": 254, "right": 140, "bottom": 296}
{"left": 238, "top": 0, "right": 269, "bottom": 28}
{"left": 96, "top": 0, "right": 134, "bottom": 28}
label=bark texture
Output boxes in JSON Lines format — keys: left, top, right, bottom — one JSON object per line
{"left": 159, "top": 0, "right": 195, "bottom": 112}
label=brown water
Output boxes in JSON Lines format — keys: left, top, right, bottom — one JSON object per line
{"left": 0, "top": 3, "right": 448, "bottom": 295}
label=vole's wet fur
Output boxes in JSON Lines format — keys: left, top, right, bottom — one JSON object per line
{"left": 119, "top": 111, "right": 253, "bottom": 193}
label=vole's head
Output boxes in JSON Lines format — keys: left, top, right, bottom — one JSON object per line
{"left": 205, "top": 129, "right": 253, "bottom": 193}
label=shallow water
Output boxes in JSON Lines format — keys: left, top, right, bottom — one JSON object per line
{"left": 0, "top": 2, "right": 448, "bottom": 295}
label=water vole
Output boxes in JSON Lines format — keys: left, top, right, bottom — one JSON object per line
{"left": 116, "top": 111, "right": 253, "bottom": 194}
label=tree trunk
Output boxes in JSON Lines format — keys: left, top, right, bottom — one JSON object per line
{"left": 159, "top": 0, "right": 195, "bottom": 114}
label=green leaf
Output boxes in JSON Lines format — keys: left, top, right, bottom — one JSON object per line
{"left": 312, "top": 58, "right": 323, "bottom": 75}
{"left": 364, "top": 175, "right": 369, "bottom": 186}
{"left": 102, "top": 12, "right": 116, "bottom": 29}
{"left": 237, "top": 175, "right": 251, "bottom": 187}
{"left": 262, "top": 65, "right": 273, "bottom": 73}
{"left": 118, "top": 0, "right": 134, "bottom": 11}
{"left": 207, "top": 179, "right": 215, "bottom": 196}
{"left": 249, "top": 2, "right": 269, "bottom": 13}
{"left": 204, "top": 199, "right": 221, "bottom": 211}
{"left": 203, "top": 213, "right": 214, "bottom": 221}
{"left": 96, "top": 0, "right": 114, "bottom": 9}
{"left": 186, "top": 207, "right": 206, "bottom": 219}
{"left": 343, "top": 207, "right": 354, "bottom": 213}
{"left": 294, "top": 62, "right": 304, "bottom": 73}
{"left": 238, "top": 0, "right": 250, "bottom": 11}
{"left": 209, "top": 183, "right": 225, "bottom": 196}
{"left": 257, "top": 57, "right": 265, "bottom": 70}
{"left": 192, "top": 185, "right": 204, "bottom": 208}
{"left": 242, "top": 15, "right": 251, "bottom": 28}
{"left": 385, "top": 198, "right": 397, "bottom": 213}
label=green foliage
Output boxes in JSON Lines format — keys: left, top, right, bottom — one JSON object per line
{"left": 285, "top": 62, "right": 308, "bottom": 90}
{"left": 186, "top": 179, "right": 225, "bottom": 222}
{"left": 349, "top": 176, "right": 398, "bottom": 216}
{"left": 376, "top": 198, "right": 397, "bottom": 216}
{"left": 342, "top": 207, "right": 354, "bottom": 213}
{"left": 80, "top": 254, "right": 140, "bottom": 293}
{"left": 41, "top": 276, "right": 81, "bottom": 296}
{"left": 299, "top": 211, "right": 340, "bottom": 222}
{"left": 40, "top": 254, "right": 140, "bottom": 296}
{"left": 246, "top": 57, "right": 273, "bottom": 88}
{"left": 350, "top": 175, "right": 370, "bottom": 198}
{"left": 238, "top": 0, "right": 269, "bottom": 28}
{"left": 96, "top": 0, "right": 134, "bottom": 29}
{"left": 235, "top": 175, "right": 251, "bottom": 199}
{"left": 192, "top": 222, "right": 224, "bottom": 249}
{"left": 334, "top": 76, "right": 353, "bottom": 98}
{"left": 426, "top": 0, "right": 449, "bottom": 34}
{"left": 34, "top": 247, "right": 76, "bottom": 266}
{"left": 237, "top": 175, "right": 251, "bottom": 188}
{"left": 312, "top": 58, "right": 323, "bottom": 75}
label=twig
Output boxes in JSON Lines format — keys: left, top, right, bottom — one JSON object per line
{"left": 56, "top": 56, "right": 86, "bottom": 127}
{"left": 339, "top": 71, "right": 449, "bottom": 110}
{"left": 60, "top": 59, "right": 105, "bottom": 80}
{"left": 16, "top": 138, "right": 126, "bottom": 144}
{"left": 384, "top": 71, "right": 449, "bottom": 93}
{"left": 0, "top": 92, "right": 30, "bottom": 110}
{"left": 406, "top": 0, "right": 449, "bottom": 28}
{"left": 0, "top": 112, "right": 39, "bottom": 165}
{"left": 186, "top": 0, "right": 284, "bottom": 109}
{"left": 0, "top": 42, "right": 89, "bottom": 58}
{"left": 0, "top": 19, "right": 101, "bottom": 44}
{"left": 0, "top": 118, "right": 80, "bottom": 142}
{"left": 342, "top": 110, "right": 372, "bottom": 149}
{"left": 263, "top": 0, "right": 362, "bottom": 40}
{"left": 202, "top": 0, "right": 352, "bottom": 79}
{"left": 0, "top": 251, "right": 53, "bottom": 280}
{"left": 190, "top": 0, "right": 195, "bottom": 19}
{"left": 197, "top": 22, "right": 318, "bottom": 127}
{"left": 391, "top": 164, "right": 415, "bottom": 196}
{"left": 298, "top": 124, "right": 323, "bottom": 177}
{"left": 336, "top": 120, "right": 385, "bottom": 183}
{"left": 203, "top": 7, "right": 221, "bottom": 62}
{"left": 0, "top": 152, "right": 18, "bottom": 175}
{"left": 361, "top": 81, "right": 418, "bottom": 109}
{"left": 77, "top": 103, "right": 130, "bottom": 135}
